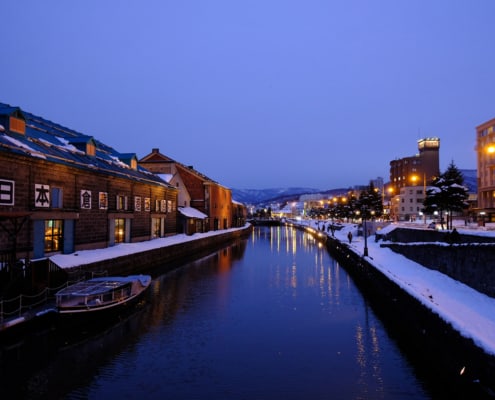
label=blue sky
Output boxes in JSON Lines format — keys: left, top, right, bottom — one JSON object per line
{"left": 2, "top": 1, "right": 494, "bottom": 189}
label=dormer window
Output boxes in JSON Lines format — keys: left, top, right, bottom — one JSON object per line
{"left": 0, "top": 106, "right": 26, "bottom": 135}
{"left": 68, "top": 136, "right": 96, "bottom": 156}
{"left": 118, "top": 153, "right": 138, "bottom": 171}
{"left": 87, "top": 141, "right": 96, "bottom": 156}
{"left": 10, "top": 116, "right": 26, "bottom": 135}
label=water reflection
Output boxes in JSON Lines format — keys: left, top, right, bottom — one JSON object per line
{"left": 0, "top": 227, "right": 433, "bottom": 400}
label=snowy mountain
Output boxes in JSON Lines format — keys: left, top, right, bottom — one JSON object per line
{"left": 232, "top": 170, "right": 477, "bottom": 206}
{"left": 460, "top": 169, "right": 477, "bottom": 193}
{"left": 231, "top": 187, "right": 350, "bottom": 205}
{"left": 231, "top": 187, "right": 321, "bottom": 205}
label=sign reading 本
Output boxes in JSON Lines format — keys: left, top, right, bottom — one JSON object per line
{"left": 35, "top": 184, "right": 50, "bottom": 208}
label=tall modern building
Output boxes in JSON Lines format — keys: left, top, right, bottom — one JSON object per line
{"left": 389, "top": 138, "right": 440, "bottom": 195}
{"left": 476, "top": 118, "right": 495, "bottom": 221}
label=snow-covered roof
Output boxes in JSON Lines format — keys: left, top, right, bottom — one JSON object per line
{"left": 0, "top": 102, "right": 174, "bottom": 189}
{"left": 178, "top": 206, "right": 208, "bottom": 219}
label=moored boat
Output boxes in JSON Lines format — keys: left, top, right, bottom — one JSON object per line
{"left": 55, "top": 275, "right": 152, "bottom": 315}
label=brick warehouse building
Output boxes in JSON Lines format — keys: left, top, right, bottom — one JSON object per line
{"left": 0, "top": 103, "right": 178, "bottom": 267}
{"left": 139, "top": 148, "right": 245, "bottom": 234}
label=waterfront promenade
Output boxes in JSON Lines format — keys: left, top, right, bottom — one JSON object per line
{"left": 290, "top": 218, "right": 495, "bottom": 359}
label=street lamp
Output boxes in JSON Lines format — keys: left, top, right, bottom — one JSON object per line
{"left": 362, "top": 206, "right": 369, "bottom": 257}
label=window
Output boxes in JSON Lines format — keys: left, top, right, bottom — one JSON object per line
{"left": 87, "top": 142, "right": 96, "bottom": 156}
{"left": 10, "top": 116, "right": 26, "bottom": 134}
{"left": 115, "top": 218, "right": 125, "bottom": 243}
{"left": 152, "top": 217, "right": 161, "bottom": 238}
{"left": 51, "top": 188, "right": 63, "bottom": 208}
{"left": 45, "top": 220, "right": 63, "bottom": 252}
{"left": 116, "top": 195, "right": 128, "bottom": 211}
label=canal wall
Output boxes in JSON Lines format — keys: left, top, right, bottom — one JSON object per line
{"left": 323, "top": 234, "right": 495, "bottom": 397}
{"left": 61, "top": 225, "right": 253, "bottom": 278}
{"left": 381, "top": 242, "right": 495, "bottom": 298}
{"left": 276, "top": 221, "right": 495, "bottom": 396}
{"left": 376, "top": 227, "right": 495, "bottom": 298}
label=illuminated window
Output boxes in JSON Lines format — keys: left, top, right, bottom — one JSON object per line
{"left": 115, "top": 218, "right": 125, "bottom": 243}
{"left": 10, "top": 116, "right": 26, "bottom": 134}
{"left": 87, "top": 142, "right": 96, "bottom": 156}
{"left": 45, "top": 220, "right": 63, "bottom": 252}
{"left": 152, "top": 217, "right": 161, "bottom": 238}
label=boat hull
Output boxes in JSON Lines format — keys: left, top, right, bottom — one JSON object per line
{"left": 55, "top": 275, "right": 152, "bottom": 320}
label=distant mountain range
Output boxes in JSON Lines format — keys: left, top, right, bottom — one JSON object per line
{"left": 461, "top": 169, "right": 477, "bottom": 193}
{"left": 232, "top": 169, "right": 477, "bottom": 206}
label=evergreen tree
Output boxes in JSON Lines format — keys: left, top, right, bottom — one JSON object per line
{"left": 423, "top": 161, "right": 469, "bottom": 229}
{"left": 357, "top": 181, "right": 383, "bottom": 219}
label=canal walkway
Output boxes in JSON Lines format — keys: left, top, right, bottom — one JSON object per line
{"left": 290, "top": 219, "right": 495, "bottom": 359}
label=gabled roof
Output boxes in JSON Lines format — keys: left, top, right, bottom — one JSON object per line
{"left": 0, "top": 102, "right": 175, "bottom": 189}
{"left": 139, "top": 148, "right": 174, "bottom": 163}
{"left": 0, "top": 104, "right": 22, "bottom": 116}
{"left": 139, "top": 148, "right": 227, "bottom": 187}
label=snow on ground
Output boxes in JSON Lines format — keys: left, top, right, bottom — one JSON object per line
{"left": 316, "top": 220, "right": 495, "bottom": 357}
{"left": 49, "top": 226, "right": 246, "bottom": 269}
{"left": 50, "top": 220, "right": 495, "bottom": 357}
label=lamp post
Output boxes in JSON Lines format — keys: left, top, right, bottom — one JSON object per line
{"left": 362, "top": 206, "right": 369, "bottom": 257}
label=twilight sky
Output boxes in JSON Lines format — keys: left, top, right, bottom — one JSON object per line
{"left": 2, "top": 1, "right": 494, "bottom": 190}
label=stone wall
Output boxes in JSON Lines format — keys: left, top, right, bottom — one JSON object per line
{"left": 323, "top": 234, "right": 495, "bottom": 394}
{"left": 377, "top": 227, "right": 495, "bottom": 244}
{"left": 63, "top": 225, "right": 252, "bottom": 278}
{"left": 381, "top": 242, "right": 495, "bottom": 298}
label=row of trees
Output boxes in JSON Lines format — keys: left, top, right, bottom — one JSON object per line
{"left": 307, "top": 182, "right": 384, "bottom": 222}
{"left": 307, "top": 161, "right": 469, "bottom": 226}
{"left": 252, "top": 162, "right": 469, "bottom": 227}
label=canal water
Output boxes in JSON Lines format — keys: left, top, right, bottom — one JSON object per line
{"left": 2, "top": 226, "right": 434, "bottom": 399}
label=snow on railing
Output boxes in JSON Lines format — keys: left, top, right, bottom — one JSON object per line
{"left": 0, "top": 283, "right": 67, "bottom": 323}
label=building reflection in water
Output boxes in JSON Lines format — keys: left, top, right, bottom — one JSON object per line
{"left": 0, "top": 225, "right": 435, "bottom": 399}
{"left": 256, "top": 224, "right": 389, "bottom": 397}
